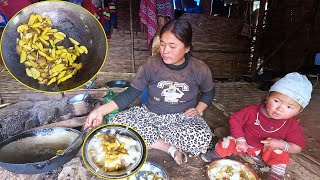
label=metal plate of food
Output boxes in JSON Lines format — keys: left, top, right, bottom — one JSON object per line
{"left": 82, "top": 124, "right": 147, "bottom": 179}
{"left": 207, "top": 159, "right": 258, "bottom": 180}
{"left": 123, "top": 161, "right": 169, "bottom": 180}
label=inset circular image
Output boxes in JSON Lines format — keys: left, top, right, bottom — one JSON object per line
{"left": 0, "top": 1, "right": 107, "bottom": 92}
{"left": 82, "top": 124, "right": 148, "bottom": 179}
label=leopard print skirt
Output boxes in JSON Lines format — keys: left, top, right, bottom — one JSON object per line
{"left": 109, "top": 105, "right": 212, "bottom": 156}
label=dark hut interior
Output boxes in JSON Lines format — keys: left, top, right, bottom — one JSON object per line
{"left": 0, "top": 0, "right": 319, "bottom": 179}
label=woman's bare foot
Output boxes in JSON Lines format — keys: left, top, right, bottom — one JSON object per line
{"left": 173, "top": 150, "right": 186, "bottom": 165}
{"left": 149, "top": 139, "right": 187, "bottom": 165}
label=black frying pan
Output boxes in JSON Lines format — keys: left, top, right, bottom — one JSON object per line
{"left": 0, "top": 1, "right": 107, "bottom": 92}
{"left": 0, "top": 127, "right": 83, "bottom": 174}
{"left": 105, "top": 80, "right": 130, "bottom": 88}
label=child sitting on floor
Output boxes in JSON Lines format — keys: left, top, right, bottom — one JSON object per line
{"left": 201, "top": 72, "right": 313, "bottom": 180}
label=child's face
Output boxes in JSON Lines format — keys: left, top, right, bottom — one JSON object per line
{"left": 265, "top": 92, "right": 302, "bottom": 120}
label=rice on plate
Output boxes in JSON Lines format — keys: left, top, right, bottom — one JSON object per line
{"left": 88, "top": 129, "right": 141, "bottom": 172}
{"left": 82, "top": 124, "right": 147, "bottom": 179}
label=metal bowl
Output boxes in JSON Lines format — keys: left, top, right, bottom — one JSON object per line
{"left": 207, "top": 159, "right": 258, "bottom": 180}
{"left": 0, "top": 1, "right": 107, "bottom": 92}
{"left": 133, "top": 161, "right": 169, "bottom": 180}
{"left": 82, "top": 124, "right": 147, "bottom": 179}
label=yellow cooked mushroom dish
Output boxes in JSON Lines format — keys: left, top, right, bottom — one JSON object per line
{"left": 16, "top": 13, "right": 88, "bottom": 86}
{"left": 88, "top": 131, "right": 141, "bottom": 173}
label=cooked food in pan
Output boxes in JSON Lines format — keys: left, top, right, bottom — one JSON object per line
{"left": 16, "top": 13, "right": 87, "bottom": 86}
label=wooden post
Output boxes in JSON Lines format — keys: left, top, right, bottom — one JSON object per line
{"left": 0, "top": 28, "right": 3, "bottom": 66}
{"left": 130, "top": 0, "right": 135, "bottom": 73}
{"left": 251, "top": 0, "right": 266, "bottom": 76}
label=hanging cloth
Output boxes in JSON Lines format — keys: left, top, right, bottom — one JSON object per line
{"left": 84, "top": 0, "right": 102, "bottom": 20}
{"left": 240, "top": 0, "right": 252, "bottom": 37}
{"left": 140, "top": 0, "right": 157, "bottom": 47}
{"left": 156, "top": 0, "right": 174, "bottom": 19}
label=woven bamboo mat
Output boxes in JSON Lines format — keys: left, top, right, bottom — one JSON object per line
{"left": 214, "top": 82, "right": 267, "bottom": 114}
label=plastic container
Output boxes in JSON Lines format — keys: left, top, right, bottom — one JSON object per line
{"left": 104, "top": 90, "right": 119, "bottom": 123}
{"left": 0, "top": 11, "right": 8, "bottom": 27}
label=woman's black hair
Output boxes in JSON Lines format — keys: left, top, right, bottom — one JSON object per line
{"left": 160, "top": 19, "right": 192, "bottom": 49}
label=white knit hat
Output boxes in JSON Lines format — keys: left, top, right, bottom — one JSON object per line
{"left": 269, "top": 72, "right": 312, "bottom": 108}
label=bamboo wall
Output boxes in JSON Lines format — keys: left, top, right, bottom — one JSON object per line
{"left": 104, "top": 1, "right": 251, "bottom": 79}
{"left": 180, "top": 14, "right": 250, "bottom": 79}
{"left": 262, "top": 0, "right": 318, "bottom": 73}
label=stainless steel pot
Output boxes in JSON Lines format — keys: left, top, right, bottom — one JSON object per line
{"left": 0, "top": 127, "right": 83, "bottom": 174}
{"left": 68, "top": 93, "right": 93, "bottom": 116}
{"left": 0, "top": 1, "right": 107, "bottom": 92}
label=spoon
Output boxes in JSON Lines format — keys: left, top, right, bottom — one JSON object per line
{"left": 57, "top": 128, "right": 90, "bottom": 157}
{"left": 82, "top": 78, "right": 97, "bottom": 100}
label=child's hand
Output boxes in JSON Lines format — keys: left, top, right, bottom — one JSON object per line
{"left": 236, "top": 141, "right": 248, "bottom": 152}
{"left": 260, "top": 137, "right": 283, "bottom": 150}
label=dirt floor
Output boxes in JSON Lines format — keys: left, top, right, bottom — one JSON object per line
{"left": 0, "top": 70, "right": 319, "bottom": 179}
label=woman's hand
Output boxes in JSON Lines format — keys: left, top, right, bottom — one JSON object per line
{"left": 184, "top": 108, "right": 201, "bottom": 117}
{"left": 84, "top": 101, "right": 119, "bottom": 129}
{"left": 236, "top": 141, "right": 248, "bottom": 152}
{"left": 84, "top": 109, "right": 104, "bottom": 129}
{"left": 185, "top": 102, "right": 208, "bottom": 117}
{"left": 260, "top": 137, "right": 283, "bottom": 150}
